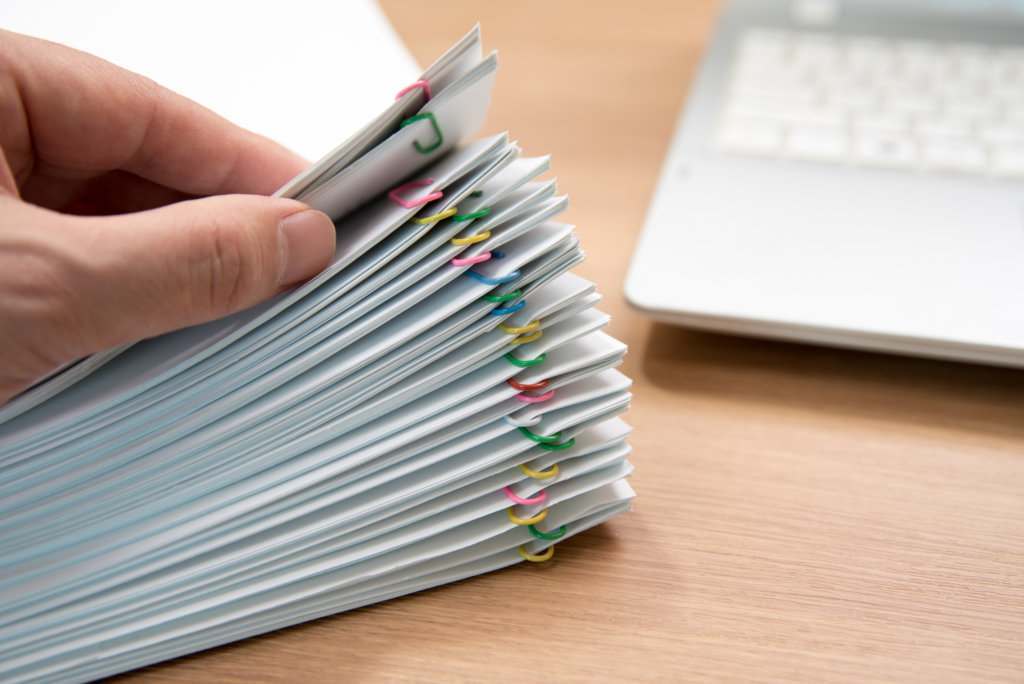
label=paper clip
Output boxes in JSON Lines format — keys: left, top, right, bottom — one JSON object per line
{"left": 412, "top": 207, "right": 457, "bottom": 225}
{"left": 519, "top": 462, "right": 559, "bottom": 479}
{"left": 516, "top": 393, "right": 557, "bottom": 403}
{"left": 466, "top": 269, "right": 520, "bottom": 286}
{"left": 470, "top": 190, "right": 484, "bottom": 198}
{"left": 400, "top": 112, "right": 443, "bottom": 154}
{"left": 508, "top": 507, "right": 549, "bottom": 526}
{"left": 484, "top": 289, "right": 522, "bottom": 303}
{"left": 517, "top": 426, "right": 563, "bottom": 444}
{"left": 508, "top": 378, "right": 549, "bottom": 392}
{"left": 502, "top": 485, "right": 547, "bottom": 506}
{"left": 451, "top": 252, "right": 492, "bottom": 267}
{"left": 510, "top": 330, "right": 543, "bottom": 345}
{"left": 389, "top": 179, "right": 442, "bottom": 209}
{"left": 395, "top": 79, "right": 432, "bottom": 100}
{"left": 539, "top": 437, "right": 576, "bottom": 452}
{"left": 500, "top": 320, "right": 540, "bottom": 335}
{"left": 504, "top": 352, "right": 546, "bottom": 368}
{"left": 451, "top": 230, "right": 491, "bottom": 246}
{"left": 491, "top": 300, "right": 526, "bottom": 315}
{"left": 528, "top": 524, "right": 567, "bottom": 541}
{"left": 452, "top": 207, "right": 491, "bottom": 222}
{"left": 518, "top": 544, "right": 555, "bottom": 562}
{"left": 504, "top": 413, "right": 542, "bottom": 428}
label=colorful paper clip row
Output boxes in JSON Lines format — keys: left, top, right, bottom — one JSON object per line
{"left": 503, "top": 486, "right": 567, "bottom": 563}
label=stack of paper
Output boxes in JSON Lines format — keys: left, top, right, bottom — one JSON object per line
{"left": 0, "top": 27, "right": 634, "bottom": 682}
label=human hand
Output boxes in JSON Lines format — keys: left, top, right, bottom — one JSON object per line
{"left": 0, "top": 30, "right": 336, "bottom": 405}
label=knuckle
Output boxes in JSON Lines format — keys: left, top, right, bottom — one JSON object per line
{"left": 186, "top": 215, "right": 265, "bottom": 319}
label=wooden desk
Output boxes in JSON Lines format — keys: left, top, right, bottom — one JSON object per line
{"left": 127, "top": 2, "right": 1024, "bottom": 681}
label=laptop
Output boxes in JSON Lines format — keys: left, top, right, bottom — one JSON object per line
{"left": 626, "top": 0, "right": 1024, "bottom": 367}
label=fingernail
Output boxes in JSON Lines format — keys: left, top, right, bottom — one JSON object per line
{"left": 278, "top": 209, "right": 335, "bottom": 285}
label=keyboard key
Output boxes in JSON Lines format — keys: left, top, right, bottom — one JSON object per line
{"left": 792, "top": 35, "right": 842, "bottom": 71}
{"left": 991, "top": 144, "right": 1024, "bottom": 177}
{"left": 823, "top": 89, "right": 878, "bottom": 114}
{"left": 921, "top": 138, "right": 986, "bottom": 172}
{"left": 784, "top": 125, "right": 849, "bottom": 161}
{"left": 847, "top": 37, "right": 895, "bottom": 72}
{"left": 727, "top": 95, "right": 844, "bottom": 127}
{"left": 854, "top": 131, "right": 918, "bottom": 168}
{"left": 917, "top": 117, "right": 974, "bottom": 139}
{"left": 740, "top": 29, "right": 790, "bottom": 62}
{"left": 944, "top": 98, "right": 998, "bottom": 121}
{"left": 980, "top": 124, "right": 1024, "bottom": 145}
{"left": 884, "top": 93, "right": 936, "bottom": 116}
{"left": 717, "top": 117, "right": 784, "bottom": 155}
{"left": 990, "top": 84, "right": 1024, "bottom": 109}
{"left": 974, "top": 124, "right": 1024, "bottom": 145}
{"left": 855, "top": 111, "right": 913, "bottom": 133}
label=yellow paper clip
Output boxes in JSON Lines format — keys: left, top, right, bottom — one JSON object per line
{"left": 518, "top": 544, "right": 555, "bottom": 562}
{"left": 412, "top": 207, "right": 458, "bottom": 225}
{"left": 519, "top": 462, "right": 559, "bottom": 480}
{"left": 510, "top": 330, "right": 543, "bottom": 345}
{"left": 500, "top": 320, "right": 540, "bottom": 335}
{"left": 451, "top": 230, "right": 491, "bottom": 246}
{"left": 507, "top": 507, "right": 549, "bottom": 526}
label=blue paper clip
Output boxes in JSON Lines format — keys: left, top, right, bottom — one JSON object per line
{"left": 491, "top": 300, "right": 526, "bottom": 315}
{"left": 466, "top": 269, "right": 520, "bottom": 286}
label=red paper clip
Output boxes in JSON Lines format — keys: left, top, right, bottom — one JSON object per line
{"left": 395, "top": 79, "right": 432, "bottom": 101}
{"left": 502, "top": 485, "right": 547, "bottom": 506}
{"left": 515, "top": 390, "right": 555, "bottom": 404}
{"left": 389, "top": 179, "right": 442, "bottom": 209}
{"left": 451, "top": 252, "right": 492, "bottom": 267}
{"left": 507, "top": 378, "right": 550, "bottom": 392}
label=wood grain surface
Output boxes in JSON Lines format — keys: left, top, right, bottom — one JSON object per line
{"left": 121, "top": 2, "right": 1024, "bottom": 681}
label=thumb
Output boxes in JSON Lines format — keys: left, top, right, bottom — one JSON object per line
{"left": 68, "top": 194, "right": 335, "bottom": 349}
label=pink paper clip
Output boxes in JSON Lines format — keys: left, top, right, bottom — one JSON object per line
{"left": 395, "top": 79, "right": 432, "bottom": 101}
{"left": 451, "top": 252, "right": 492, "bottom": 267}
{"left": 502, "top": 485, "right": 548, "bottom": 506}
{"left": 389, "top": 179, "right": 443, "bottom": 209}
{"left": 516, "top": 390, "right": 555, "bottom": 404}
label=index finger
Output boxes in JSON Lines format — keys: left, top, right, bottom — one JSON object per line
{"left": 0, "top": 29, "right": 308, "bottom": 197}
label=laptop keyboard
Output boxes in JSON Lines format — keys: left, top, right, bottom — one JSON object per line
{"left": 717, "top": 29, "right": 1024, "bottom": 177}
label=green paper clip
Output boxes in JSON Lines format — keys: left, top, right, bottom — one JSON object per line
{"left": 400, "top": 112, "right": 443, "bottom": 154}
{"left": 539, "top": 437, "right": 576, "bottom": 452}
{"left": 453, "top": 207, "right": 491, "bottom": 222}
{"left": 528, "top": 524, "right": 567, "bottom": 541}
{"left": 505, "top": 352, "right": 547, "bottom": 368}
{"left": 484, "top": 289, "right": 523, "bottom": 303}
{"left": 518, "top": 426, "right": 563, "bottom": 444}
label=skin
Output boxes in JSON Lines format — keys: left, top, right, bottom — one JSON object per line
{"left": 0, "top": 30, "right": 337, "bottom": 405}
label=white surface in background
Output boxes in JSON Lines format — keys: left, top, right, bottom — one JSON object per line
{"left": 0, "top": 0, "right": 420, "bottom": 160}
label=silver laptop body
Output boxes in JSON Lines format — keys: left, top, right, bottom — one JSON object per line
{"left": 627, "top": 0, "right": 1024, "bottom": 367}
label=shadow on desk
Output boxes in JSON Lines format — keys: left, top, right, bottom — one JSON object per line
{"left": 639, "top": 322, "right": 1024, "bottom": 441}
